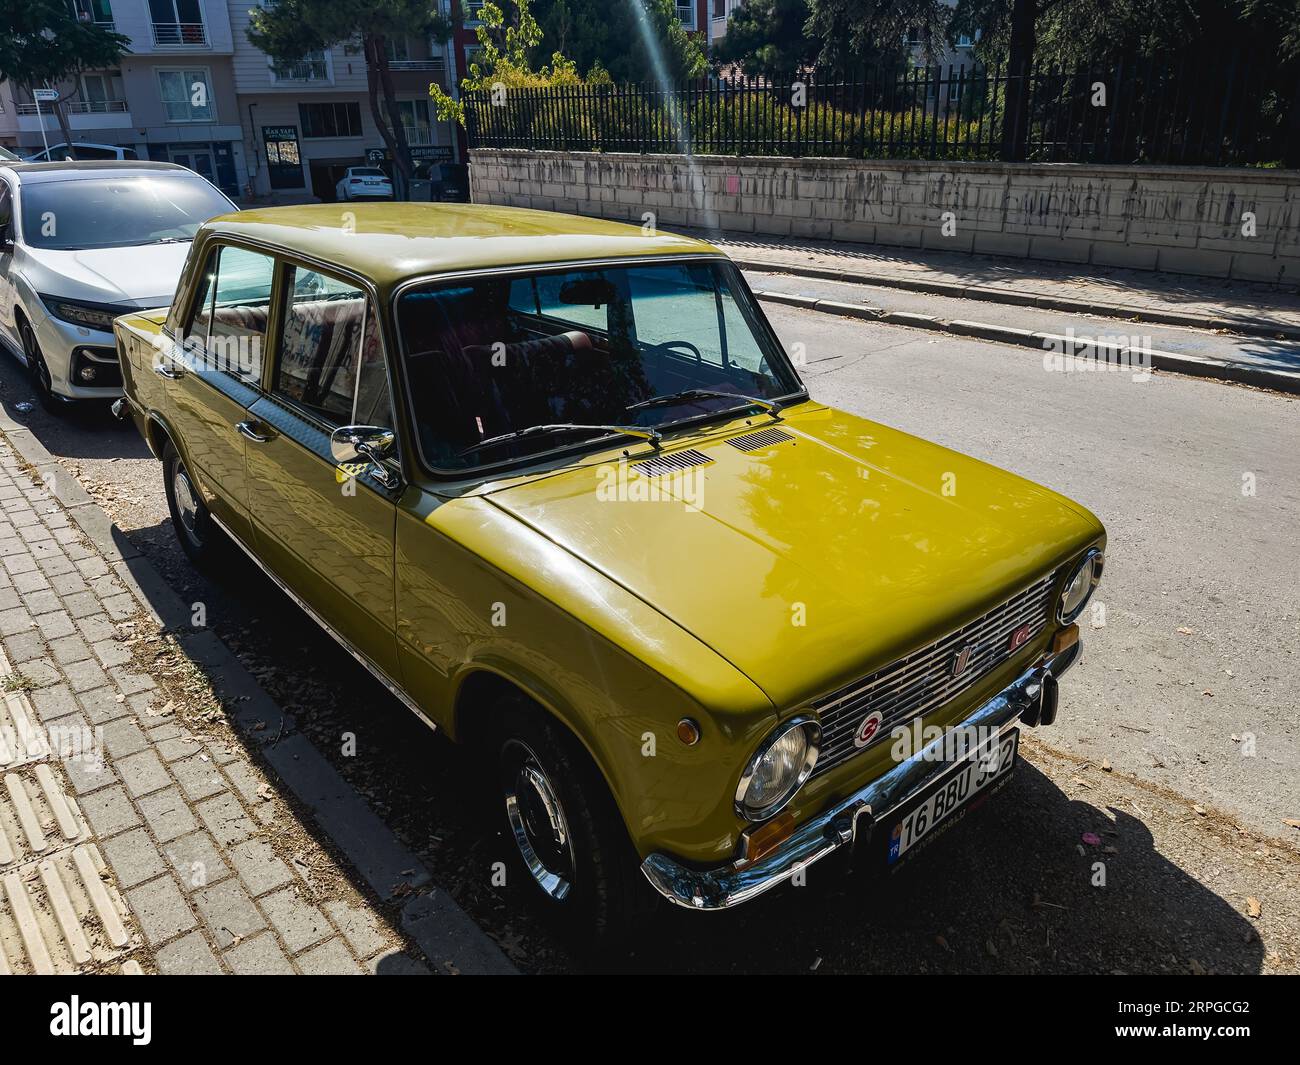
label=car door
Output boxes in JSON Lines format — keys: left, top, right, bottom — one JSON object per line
{"left": 244, "top": 262, "right": 402, "bottom": 680}
{"left": 0, "top": 178, "right": 17, "bottom": 347}
{"left": 164, "top": 242, "right": 275, "bottom": 546}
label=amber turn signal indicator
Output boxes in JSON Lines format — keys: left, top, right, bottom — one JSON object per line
{"left": 1052, "top": 624, "right": 1080, "bottom": 655}
{"left": 677, "top": 718, "right": 701, "bottom": 745}
{"left": 741, "top": 812, "right": 796, "bottom": 864}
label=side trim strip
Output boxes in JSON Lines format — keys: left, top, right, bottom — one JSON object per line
{"left": 208, "top": 513, "right": 437, "bottom": 735}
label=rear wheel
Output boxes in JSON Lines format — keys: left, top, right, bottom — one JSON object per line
{"left": 18, "top": 319, "right": 63, "bottom": 413}
{"left": 491, "top": 694, "right": 658, "bottom": 942}
{"left": 162, "top": 442, "right": 217, "bottom": 567}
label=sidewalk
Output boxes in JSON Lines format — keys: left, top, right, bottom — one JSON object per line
{"left": 0, "top": 426, "right": 513, "bottom": 975}
{"left": 711, "top": 232, "right": 1300, "bottom": 338}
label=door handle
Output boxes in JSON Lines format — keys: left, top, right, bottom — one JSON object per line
{"left": 154, "top": 363, "right": 185, "bottom": 379}
{"left": 235, "top": 420, "right": 271, "bottom": 443}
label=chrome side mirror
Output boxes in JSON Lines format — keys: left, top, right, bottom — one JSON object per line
{"left": 330, "top": 425, "right": 399, "bottom": 488}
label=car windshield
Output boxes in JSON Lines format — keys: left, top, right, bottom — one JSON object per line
{"left": 20, "top": 174, "right": 232, "bottom": 251}
{"left": 396, "top": 258, "right": 803, "bottom": 471}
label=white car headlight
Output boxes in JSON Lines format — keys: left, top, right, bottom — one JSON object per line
{"left": 1057, "top": 548, "right": 1104, "bottom": 624}
{"left": 735, "top": 717, "right": 820, "bottom": 821}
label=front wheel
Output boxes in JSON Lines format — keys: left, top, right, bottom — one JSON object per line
{"left": 162, "top": 442, "right": 218, "bottom": 567}
{"left": 493, "top": 696, "right": 658, "bottom": 941}
{"left": 19, "top": 319, "right": 64, "bottom": 414}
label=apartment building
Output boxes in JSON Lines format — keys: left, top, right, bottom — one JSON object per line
{"left": 0, "top": 0, "right": 246, "bottom": 196}
{"left": 0, "top": 0, "right": 460, "bottom": 201}
{"left": 229, "top": 3, "right": 457, "bottom": 200}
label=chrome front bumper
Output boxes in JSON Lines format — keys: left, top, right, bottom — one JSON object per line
{"left": 640, "top": 639, "right": 1081, "bottom": 911}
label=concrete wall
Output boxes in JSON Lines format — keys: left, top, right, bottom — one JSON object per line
{"left": 468, "top": 150, "right": 1300, "bottom": 284}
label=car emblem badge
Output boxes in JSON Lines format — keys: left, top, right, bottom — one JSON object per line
{"left": 1008, "top": 624, "right": 1032, "bottom": 652}
{"left": 853, "top": 711, "right": 884, "bottom": 749}
{"left": 951, "top": 645, "right": 974, "bottom": 677}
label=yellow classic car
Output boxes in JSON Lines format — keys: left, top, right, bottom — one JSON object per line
{"left": 112, "top": 203, "right": 1105, "bottom": 933}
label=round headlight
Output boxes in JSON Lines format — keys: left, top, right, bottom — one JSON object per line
{"left": 735, "top": 717, "right": 820, "bottom": 821}
{"left": 1057, "top": 549, "right": 1103, "bottom": 624}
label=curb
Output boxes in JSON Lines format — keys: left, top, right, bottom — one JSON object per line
{"left": 754, "top": 291, "right": 1300, "bottom": 396}
{"left": 0, "top": 414, "right": 517, "bottom": 975}
{"left": 735, "top": 256, "right": 1300, "bottom": 343}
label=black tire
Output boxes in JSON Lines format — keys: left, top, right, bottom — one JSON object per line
{"left": 18, "top": 319, "right": 64, "bottom": 414}
{"left": 492, "top": 693, "right": 659, "bottom": 942}
{"left": 162, "top": 442, "right": 217, "bottom": 567}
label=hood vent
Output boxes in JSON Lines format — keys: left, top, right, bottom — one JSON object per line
{"left": 632, "top": 449, "right": 713, "bottom": 476}
{"left": 726, "top": 427, "right": 796, "bottom": 452}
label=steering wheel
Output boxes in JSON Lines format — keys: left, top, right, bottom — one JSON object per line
{"left": 643, "top": 339, "right": 703, "bottom": 362}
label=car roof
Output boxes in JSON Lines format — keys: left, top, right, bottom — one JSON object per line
{"left": 201, "top": 203, "right": 723, "bottom": 288}
{"left": 1, "top": 160, "right": 189, "bottom": 184}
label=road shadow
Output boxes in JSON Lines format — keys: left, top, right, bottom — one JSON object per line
{"left": 578, "top": 757, "right": 1266, "bottom": 974}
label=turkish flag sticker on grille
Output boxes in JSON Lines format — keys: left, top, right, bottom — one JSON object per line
{"left": 1008, "top": 623, "right": 1032, "bottom": 652}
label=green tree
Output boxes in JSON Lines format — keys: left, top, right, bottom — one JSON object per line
{"left": 248, "top": 0, "right": 452, "bottom": 196}
{"left": 0, "top": 0, "right": 130, "bottom": 158}
{"left": 528, "top": 0, "right": 707, "bottom": 82}
{"left": 711, "top": 0, "right": 820, "bottom": 82}
{"left": 805, "top": 0, "right": 947, "bottom": 72}
{"left": 431, "top": 0, "right": 584, "bottom": 127}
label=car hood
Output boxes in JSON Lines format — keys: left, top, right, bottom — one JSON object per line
{"left": 486, "top": 404, "right": 1104, "bottom": 709}
{"left": 22, "top": 242, "right": 189, "bottom": 310}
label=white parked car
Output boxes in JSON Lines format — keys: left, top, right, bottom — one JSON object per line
{"left": 24, "top": 142, "right": 138, "bottom": 162}
{"left": 335, "top": 167, "right": 394, "bottom": 201}
{"left": 0, "top": 160, "right": 237, "bottom": 409}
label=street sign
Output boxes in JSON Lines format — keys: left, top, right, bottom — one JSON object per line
{"left": 33, "top": 89, "right": 59, "bottom": 102}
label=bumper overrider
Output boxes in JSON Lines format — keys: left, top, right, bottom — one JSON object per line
{"left": 641, "top": 638, "right": 1082, "bottom": 910}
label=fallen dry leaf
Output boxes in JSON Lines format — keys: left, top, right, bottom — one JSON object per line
{"left": 1246, "top": 897, "right": 1262, "bottom": 918}
{"left": 1176, "top": 627, "right": 1196, "bottom": 635}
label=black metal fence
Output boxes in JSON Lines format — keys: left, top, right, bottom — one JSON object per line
{"left": 465, "top": 61, "right": 1300, "bottom": 168}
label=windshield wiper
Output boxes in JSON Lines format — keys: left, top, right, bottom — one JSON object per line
{"left": 148, "top": 237, "right": 192, "bottom": 245}
{"left": 458, "top": 422, "right": 661, "bottom": 459}
{"left": 627, "top": 388, "right": 783, "bottom": 418}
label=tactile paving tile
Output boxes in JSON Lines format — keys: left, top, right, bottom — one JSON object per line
{"left": 0, "top": 844, "right": 135, "bottom": 974}
{"left": 0, "top": 766, "right": 92, "bottom": 870}
{"left": 0, "top": 690, "right": 50, "bottom": 770}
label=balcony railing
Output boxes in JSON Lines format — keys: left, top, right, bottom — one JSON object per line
{"left": 15, "top": 100, "right": 129, "bottom": 115}
{"left": 272, "top": 60, "right": 330, "bottom": 82}
{"left": 388, "top": 59, "right": 446, "bottom": 74}
{"left": 403, "top": 126, "right": 437, "bottom": 145}
{"left": 152, "top": 21, "right": 207, "bottom": 46}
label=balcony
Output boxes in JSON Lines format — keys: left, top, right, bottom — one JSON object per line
{"left": 15, "top": 99, "right": 131, "bottom": 131}
{"left": 388, "top": 59, "right": 446, "bottom": 74}
{"left": 403, "top": 126, "right": 438, "bottom": 146}
{"left": 272, "top": 60, "right": 330, "bottom": 82}
{"left": 152, "top": 22, "right": 207, "bottom": 46}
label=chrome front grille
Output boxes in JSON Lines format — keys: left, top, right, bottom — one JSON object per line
{"left": 809, "top": 571, "right": 1058, "bottom": 778}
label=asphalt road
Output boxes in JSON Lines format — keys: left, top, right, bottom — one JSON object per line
{"left": 0, "top": 306, "right": 1296, "bottom": 975}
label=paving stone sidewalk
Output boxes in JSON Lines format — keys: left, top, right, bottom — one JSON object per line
{"left": 709, "top": 232, "right": 1300, "bottom": 337}
{"left": 0, "top": 431, "right": 509, "bottom": 975}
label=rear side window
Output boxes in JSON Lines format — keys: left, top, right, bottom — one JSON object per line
{"left": 187, "top": 245, "right": 274, "bottom": 381}
{"left": 274, "top": 265, "right": 391, "bottom": 429}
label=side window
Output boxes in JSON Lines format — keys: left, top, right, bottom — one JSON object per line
{"left": 186, "top": 245, "right": 273, "bottom": 380}
{"left": 274, "top": 265, "right": 392, "bottom": 430}
{"left": 0, "top": 181, "right": 12, "bottom": 232}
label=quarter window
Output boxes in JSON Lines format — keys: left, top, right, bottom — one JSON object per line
{"left": 274, "top": 266, "right": 391, "bottom": 429}
{"left": 187, "top": 245, "right": 274, "bottom": 381}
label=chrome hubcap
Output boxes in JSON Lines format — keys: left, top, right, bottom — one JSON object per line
{"left": 172, "top": 469, "right": 201, "bottom": 539}
{"left": 503, "top": 741, "right": 575, "bottom": 901}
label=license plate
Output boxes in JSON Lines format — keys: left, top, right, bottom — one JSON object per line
{"left": 886, "top": 729, "right": 1018, "bottom": 864}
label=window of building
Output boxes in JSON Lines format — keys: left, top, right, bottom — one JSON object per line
{"left": 272, "top": 50, "right": 330, "bottom": 82}
{"left": 299, "top": 102, "right": 363, "bottom": 139}
{"left": 157, "top": 69, "right": 215, "bottom": 122}
{"left": 398, "top": 99, "right": 433, "bottom": 145}
{"left": 676, "top": 2, "right": 694, "bottom": 30}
